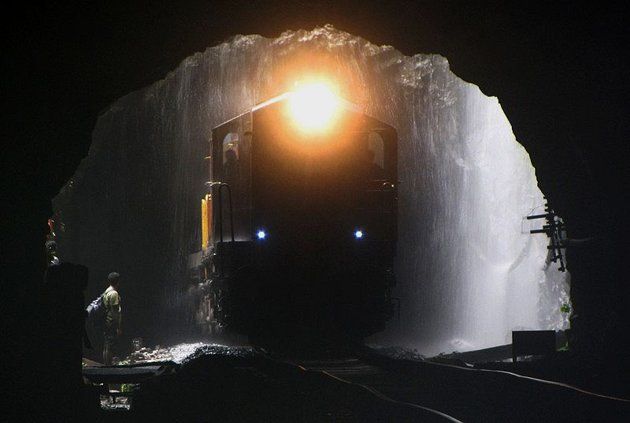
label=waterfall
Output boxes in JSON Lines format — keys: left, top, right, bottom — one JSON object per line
{"left": 53, "top": 26, "right": 570, "bottom": 353}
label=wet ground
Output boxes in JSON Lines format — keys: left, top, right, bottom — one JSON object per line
{"left": 118, "top": 342, "right": 253, "bottom": 365}
{"left": 88, "top": 342, "right": 255, "bottom": 415}
{"left": 82, "top": 342, "right": 630, "bottom": 422}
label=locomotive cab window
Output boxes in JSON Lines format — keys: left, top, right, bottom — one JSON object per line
{"left": 365, "top": 131, "right": 385, "bottom": 180}
{"left": 223, "top": 132, "right": 239, "bottom": 161}
{"left": 353, "top": 130, "right": 391, "bottom": 183}
{"left": 222, "top": 133, "right": 240, "bottom": 182}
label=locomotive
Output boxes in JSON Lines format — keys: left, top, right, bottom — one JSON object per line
{"left": 189, "top": 83, "right": 398, "bottom": 343}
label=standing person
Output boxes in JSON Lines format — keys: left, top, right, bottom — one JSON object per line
{"left": 103, "top": 272, "right": 122, "bottom": 365}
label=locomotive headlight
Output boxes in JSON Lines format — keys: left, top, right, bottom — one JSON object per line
{"left": 256, "top": 230, "right": 267, "bottom": 240}
{"left": 354, "top": 230, "right": 364, "bottom": 239}
{"left": 288, "top": 83, "right": 340, "bottom": 132}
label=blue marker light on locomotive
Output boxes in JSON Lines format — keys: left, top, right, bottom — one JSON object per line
{"left": 354, "top": 230, "right": 364, "bottom": 239}
{"left": 256, "top": 230, "right": 267, "bottom": 240}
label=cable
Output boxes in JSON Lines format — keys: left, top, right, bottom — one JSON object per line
{"left": 414, "top": 358, "right": 630, "bottom": 403}
{"left": 258, "top": 351, "right": 462, "bottom": 422}
{"left": 317, "top": 368, "right": 463, "bottom": 422}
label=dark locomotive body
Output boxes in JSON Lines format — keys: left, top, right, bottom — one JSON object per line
{"left": 191, "top": 92, "right": 398, "bottom": 342}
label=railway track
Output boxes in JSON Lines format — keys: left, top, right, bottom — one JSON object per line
{"left": 254, "top": 347, "right": 630, "bottom": 422}
{"left": 252, "top": 352, "right": 460, "bottom": 421}
{"left": 118, "top": 344, "right": 630, "bottom": 421}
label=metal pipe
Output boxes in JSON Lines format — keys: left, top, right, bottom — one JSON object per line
{"left": 220, "top": 183, "right": 235, "bottom": 242}
{"left": 217, "top": 184, "right": 223, "bottom": 243}
{"left": 205, "top": 181, "right": 235, "bottom": 243}
{"left": 527, "top": 213, "right": 553, "bottom": 220}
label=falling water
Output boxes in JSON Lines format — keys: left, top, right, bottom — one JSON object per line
{"left": 53, "top": 26, "right": 570, "bottom": 354}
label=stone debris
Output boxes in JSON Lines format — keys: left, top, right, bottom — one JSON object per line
{"left": 370, "top": 345, "right": 426, "bottom": 361}
{"left": 100, "top": 394, "right": 130, "bottom": 411}
{"left": 118, "top": 342, "right": 253, "bottom": 365}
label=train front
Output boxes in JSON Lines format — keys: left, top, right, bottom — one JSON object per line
{"left": 200, "top": 83, "right": 398, "bottom": 343}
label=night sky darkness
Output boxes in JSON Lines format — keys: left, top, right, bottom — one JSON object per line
{"left": 3, "top": 1, "right": 628, "bottom": 367}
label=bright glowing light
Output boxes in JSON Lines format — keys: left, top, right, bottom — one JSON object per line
{"left": 354, "top": 230, "right": 364, "bottom": 239}
{"left": 288, "top": 83, "right": 340, "bottom": 132}
{"left": 257, "top": 230, "right": 267, "bottom": 240}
